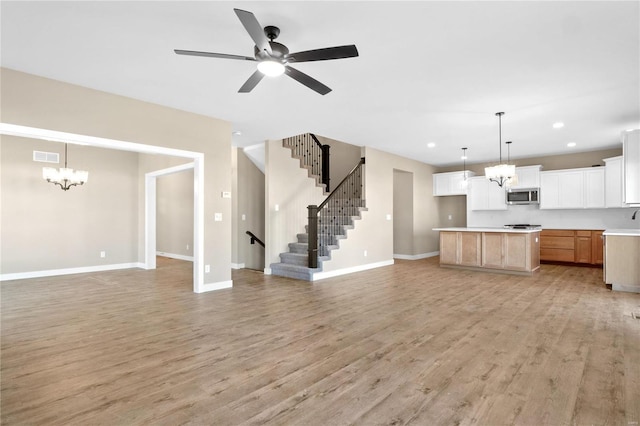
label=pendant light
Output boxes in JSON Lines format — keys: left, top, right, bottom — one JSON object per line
{"left": 504, "top": 141, "right": 519, "bottom": 187}
{"left": 42, "top": 143, "right": 89, "bottom": 191}
{"left": 460, "top": 147, "right": 469, "bottom": 190}
{"left": 485, "top": 111, "right": 516, "bottom": 187}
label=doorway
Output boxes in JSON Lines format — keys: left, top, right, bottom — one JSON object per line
{"left": 393, "top": 169, "right": 414, "bottom": 257}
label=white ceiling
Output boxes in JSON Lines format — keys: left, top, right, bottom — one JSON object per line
{"left": 1, "top": 1, "right": 638, "bottom": 167}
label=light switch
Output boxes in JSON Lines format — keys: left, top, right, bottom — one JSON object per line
{"left": 386, "top": 214, "right": 391, "bottom": 221}
{"left": 221, "top": 191, "right": 231, "bottom": 198}
{"left": 241, "top": 214, "right": 246, "bottom": 221}
{"left": 214, "top": 213, "right": 222, "bottom": 221}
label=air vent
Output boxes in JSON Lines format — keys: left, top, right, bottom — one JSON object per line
{"left": 33, "top": 151, "right": 59, "bottom": 163}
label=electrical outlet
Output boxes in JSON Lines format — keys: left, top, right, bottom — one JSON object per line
{"left": 364, "top": 250, "right": 368, "bottom": 257}
{"left": 241, "top": 214, "right": 246, "bottom": 221}
{"left": 386, "top": 214, "right": 391, "bottom": 221}
{"left": 448, "top": 214, "right": 452, "bottom": 220}
{"left": 205, "top": 265, "right": 210, "bottom": 273}
{"left": 186, "top": 244, "right": 190, "bottom": 251}
{"left": 275, "top": 204, "right": 279, "bottom": 211}
{"left": 214, "top": 213, "right": 222, "bottom": 221}
{"left": 100, "top": 251, "right": 106, "bottom": 258}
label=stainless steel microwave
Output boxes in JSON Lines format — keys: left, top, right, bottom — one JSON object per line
{"left": 506, "top": 188, "right": 539, "bottom": 205}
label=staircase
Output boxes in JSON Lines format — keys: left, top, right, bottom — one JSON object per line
{"left": 270, "top": 200, "right": 367, "bottom": 280}
{"left": 270, "top": 137, "right": 366, "bottom": 281}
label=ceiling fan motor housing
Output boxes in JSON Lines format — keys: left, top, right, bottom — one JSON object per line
{"left": 254, "top": 41, "right": 289, "bottom": 60}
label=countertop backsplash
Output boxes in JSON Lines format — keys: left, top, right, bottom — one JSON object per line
{"left": 466, "top": 204, "right": 640, "bottom": 230}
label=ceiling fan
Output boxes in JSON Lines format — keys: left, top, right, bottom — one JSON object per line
{"left": 174, "top": 8, "right": 359, "bottom": 95}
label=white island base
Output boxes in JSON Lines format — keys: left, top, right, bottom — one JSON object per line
{"left": 433, "top": 228, "right": 541, "bottom": 276}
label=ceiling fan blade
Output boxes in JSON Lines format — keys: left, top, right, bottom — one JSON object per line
{"left": 234, "top": 8, "right": 272, "bottom": 55}
{"left": 285, "top": 66, "right": 331, "bottom": 95}
{"left": 286, "top": 45, "right": 359, "bottom": 63}
{"left": 174, "top": 49, "right": 256, "bottom": 61}
{"left": 238, "top": 70, "right": 265, "bottom": 93}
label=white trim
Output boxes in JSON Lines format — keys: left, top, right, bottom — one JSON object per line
{"left": 612, "top": 284, "right": 640, "bottom": 293}
{"left": 0, "top": 263, "right": 145, "bottom": 282}
{"left": 312, "top": 259, "right": 395, "bottom": 281}
{"left": 243, "top": 142, "right": 264, "bottom": 152}
{"left": 195, "top": 280, "right": 233, "bottom": 293}
{"left": 2, "top": 123, "right": 208, "bottom": 294}
{"left": 0, "top": 123, "right": 200, "bottom": 158}
{"left": 263, "top": 267, "right": 272, "bottom": 275}
{"left": 393, "top": 251, "right": 440, "bottom": 260}
{"left": 231, "top": 263, "right": 245, "bottom": 269}
{"left": 146, "top": 162, "right": 195, "bottom": 177}
{"left": 157, "top": 252, "right": 194, "bottom": 262}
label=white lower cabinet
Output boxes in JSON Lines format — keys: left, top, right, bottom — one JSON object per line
{"left": 540, "top": 167, "right": 604, "bottom": 209}
{"left": 469, "top": 176, "right": 506, "bottom": 211}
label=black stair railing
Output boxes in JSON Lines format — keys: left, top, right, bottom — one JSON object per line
{"left": 283, "top": 133, "right": 331, "bottom": 191}
{"left": 307, "top": 157, "right": 365, "bottom": 268}
{"left": 245, "top": 231, "right": 265, "bottom": 248}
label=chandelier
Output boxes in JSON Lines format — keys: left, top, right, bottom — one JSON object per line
{"left": 42, "top": 143, "right": 88, "bottom": 191}
{"left": 485, "top": 111, "right": 517, "bottom": 187}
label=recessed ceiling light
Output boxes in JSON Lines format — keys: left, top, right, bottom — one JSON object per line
{"left": 553, "top": 122, "right": 565, "bottom": 129}
{"left": 567, "top": 142, "right": 576, "bottom": 147}
{"left": 427, "top": 142, "right": 436, "bottom": 148}
{"left": 232, "top": 131, "right": 242, "bottom": 136}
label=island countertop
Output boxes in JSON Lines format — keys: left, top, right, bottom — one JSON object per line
{"left": 433, "top": 227, "right": 541, "bottom": 234}
{"left": 603, "top": 229, "right": 640, "bottom": 237}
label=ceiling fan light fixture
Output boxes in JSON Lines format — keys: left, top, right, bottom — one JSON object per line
{"left": 257, "top": 60, "right": 285, "bottom": 77}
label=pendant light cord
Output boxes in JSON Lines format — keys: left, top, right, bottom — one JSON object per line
{"left": 64, "top": 143, "right": 68, "bottom": 168}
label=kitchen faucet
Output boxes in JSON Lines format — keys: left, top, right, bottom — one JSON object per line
{"left": 633, "top": 209, "right": 639, "bottom": 220}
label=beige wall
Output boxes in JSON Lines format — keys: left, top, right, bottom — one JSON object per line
{"left": 156, "top": 169, "right": 194, "bottom": 258}
{"left": 235, "top": 148, "right": 265, "bottom": 270}
{"left": 315, "top": 134, "right": 362, "bottom": 189}
{"left": 393, "top": 170, "right": 414, "bottom": 255}
{"left": 1, "top": 137, "right": 138, "bottom": 273}
{"left": 321, "top": 146, "right": 440, "bottom": 273}
{"left": 1, "top": 68, "right": 232, "bottom": 285}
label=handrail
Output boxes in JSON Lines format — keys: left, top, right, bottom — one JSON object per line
{"left": 318, "top": 157, "right": 365, "bottom": 210}
{"left": 310, "top": 133, "right": 323, "bottom": 148}
{"left": 245, "top": 231, "right": 265, "bottom": 248}
{"left": 308, "top": 157, "right": 365, "bottom": 268}
{"left": 282, "top": 133, "right": 331, "bottom": 192}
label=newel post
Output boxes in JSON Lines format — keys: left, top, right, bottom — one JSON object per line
{"left": 308, "top": 205, "right": 318, "bottom": 268}
{"left": 321, "top": 144, "right": 330, "bottom": 192}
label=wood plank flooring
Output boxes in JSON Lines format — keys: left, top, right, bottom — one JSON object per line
{"left": 1, "top": 256, "right": 639, "bottom": 425}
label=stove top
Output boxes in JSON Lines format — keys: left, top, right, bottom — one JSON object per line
{"left": 503, "top": 224, "right": 542, "bottom": 229}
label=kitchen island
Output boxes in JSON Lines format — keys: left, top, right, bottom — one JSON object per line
{"left": 433, "top": 227, "right": 541, "bottom": 275}
{"left": 603, "top": 228, "right": 640, "bottom": 293}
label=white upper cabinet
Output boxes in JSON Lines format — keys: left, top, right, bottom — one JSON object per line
{"left": 432, "top": 171, "right": 476, "bottom": 196}
{"left": 510, "top": 165, "right": 542, "bottom": 189}
{"left": 623, "top": 129, "right": 640, "bottom": 206}
{"left": 469, "top": 176, "right": 507, "bottom": 210}
{"left": 604, "top": 156, "right": 625, "bottom": 208}
{"left": 584, "top": 168, "right": 605, "bottom": 208}
{"left": 540, "top": 167, "right": 604, "bottom": 209}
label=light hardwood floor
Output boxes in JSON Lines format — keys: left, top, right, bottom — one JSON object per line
{"left": 1, "top": 257, "right": 639, "bottom": 425}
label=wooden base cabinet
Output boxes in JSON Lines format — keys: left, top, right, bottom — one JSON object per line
{"left": 439, "top": 231, "right": 481, "bottom": 267}
{"left": 439, "top": 230, "right": 540, "bottom": 275}
{"left": 540, "top": 229, "right": 604, "bottom": 265}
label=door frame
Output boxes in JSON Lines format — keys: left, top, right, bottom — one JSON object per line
{"left": 0, "top": 123, "right": 206, "bottom": 292}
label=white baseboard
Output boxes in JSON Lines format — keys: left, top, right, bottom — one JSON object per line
{"left": 612, "top": 283, "right": 640, "bottom": 293}
{"left": 157, "top": 252, "right": 194, "bottom": 262}
{"left": 263, "top": 267, "right": 272, "bottom": 275}
{"left": 231, "top": 263, "right": 245, "bottom": 269}
{"left": 393, "top": 251, "right": 439, "bottom": 260}
{"left": 312, "top": 259, "right": 395, "bottom": 281}
{"left": 195, "top": 280, "right": 233, "bottom": 293}
{"left": 0, "top": 262, "right": 145, "bottom": 282}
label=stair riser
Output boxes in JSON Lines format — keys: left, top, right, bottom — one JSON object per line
{"left": 280, "top": 253, "right": 309, "bottom": 266}
{"left": 288, "top": 242, "right": 308, "bottom": 254}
